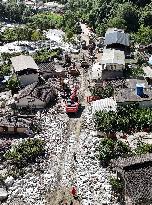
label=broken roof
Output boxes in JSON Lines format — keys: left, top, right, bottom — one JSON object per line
{"left": 111, "top": 153, "right": 152, "bottom": 203}
{"left": 101, "top": 49, "right": 125, "bottom": 66}
{"left": 0, "top": 117, "right": 31, "bottom": 128}
{"left": 38, "top": 62, "right": 55, "bottom": 73}
{"left": 11, "top": 55, "right": 39, "bottom": 72}
{"left": 104, "top": 28, "right": 129, "bottom": 47}
{"left": 16, "top": 82, "right": 57, "bottom": 103}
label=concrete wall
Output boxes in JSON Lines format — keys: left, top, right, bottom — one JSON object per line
{"left": 0, "top": 126, "right": 27, "bottom": 133}
{"left": 18, "top": 73, "right": 38, "bottom": 87}
{"left": 139, "top": 100, "right": 152, "bottom": 108}
{"left": 102, "top": 70, "right": 124, "bottom": 80}
{"left": 17, "top": 127, "right": 27, "bottom": 133}
{"left": 16, "top": 96, "right": 45, "bottom": 108}
{"left": 117, "top": 100, "right": 152, "bottom": 108}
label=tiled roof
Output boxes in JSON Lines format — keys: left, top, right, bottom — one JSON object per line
{"left": 111, "top": 153, "right": 152, "bottom": 203}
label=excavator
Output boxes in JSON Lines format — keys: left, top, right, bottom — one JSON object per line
{"left": 65, "top": 86, "right": 80, "bottom": 114}
{"left": 60, "top": 78, "right": 80, "bottom": 114}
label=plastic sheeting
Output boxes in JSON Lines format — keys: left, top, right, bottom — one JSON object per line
{"left": 91, "top": 97, "right": 117, "bottom": 114}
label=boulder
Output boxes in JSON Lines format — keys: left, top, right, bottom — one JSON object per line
{"left": 0, "top": 188, "right": 8, "bottom": 201}
{"left": 5, "top": 176, "right": 14, "bottom": 187}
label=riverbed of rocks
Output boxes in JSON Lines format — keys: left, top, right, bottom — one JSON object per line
{"left": 1, "top": 105, "right": 114, "bottom": 205}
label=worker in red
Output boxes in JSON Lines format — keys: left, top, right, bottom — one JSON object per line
{"left": 71, "top": 186, "right": 77, "bottom": 198}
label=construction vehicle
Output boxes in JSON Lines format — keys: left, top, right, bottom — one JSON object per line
{"left": 65, "top": 86, "right": 80, "bottom": 114}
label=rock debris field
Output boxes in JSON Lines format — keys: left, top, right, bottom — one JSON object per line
{"left": 2, "top": 105, "right": 113, "bottom": 205}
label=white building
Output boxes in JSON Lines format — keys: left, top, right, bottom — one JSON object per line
{"left": 91, "top": 49, "right": 125, "bottom": 80}
{"left": 11, "top": 55, "right": 39, "bottom": 87}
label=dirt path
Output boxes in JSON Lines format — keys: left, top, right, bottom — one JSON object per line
{"left": 46, "top": 29, "right": 92, "bottom": 205}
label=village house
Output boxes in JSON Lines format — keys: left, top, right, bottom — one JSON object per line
{"left": 91, "top": 49, "right": 125, "bottom": 81}
{"left": 104, "top": 28, "right": 129, "bottom": 54}
{"left": 111, "top": 153, "right": 152, "bottom": 205}
{"left": 14, "top": 82, "right": 57, "bottom": 109}
{"left": 0, "top": 116, "right": 32, "bottom": 135}
{"left": 10, "top": 55, "right": 39, "bottom": 87}
{"left": 114, "top": 78, "right": 152, "bottom": 107}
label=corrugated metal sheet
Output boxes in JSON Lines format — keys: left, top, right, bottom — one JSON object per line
{"left": 104, "top": 28, "right": 129, "bottom": 46}
{"left": 91, "top": 98, "right": 117, "bottom": 114}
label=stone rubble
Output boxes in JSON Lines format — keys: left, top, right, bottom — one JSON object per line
{"left": 2, "top": 106, "right": 113, "bottom": 205}
{"left": 0, "top": 188, "right": 8, "bottom": 202}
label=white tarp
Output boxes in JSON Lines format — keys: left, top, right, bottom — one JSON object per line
{"left": 91, "top": 98, "right": 117, "bottom": 114}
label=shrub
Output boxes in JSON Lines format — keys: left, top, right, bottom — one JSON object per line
{"left": 99, "top": 138, "right": 131, "bottom": 164}
{"left": 90, "top": 85, "right": 113, "bottom": 99}
{"left": 109, "top": 177, "right": 123, "bottom": 193}
{"left": 134, "top": 142, "right": 152, "bottom": 155}
{"left": 4, "top": 138, "right": 45, "bottom": 168}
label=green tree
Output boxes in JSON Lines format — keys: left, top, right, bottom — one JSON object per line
{"left": 0, "top": 64, "right": 11, "bottom": 76}
{"left": 134, "top": 25, "right": 152, "bottom": 45}
{"left": 31, "top": 30, "right": 43, "bottom": 42}
{"left": 117, "top": 2, "right": 139, "bottom": 32}
{"left": 99, "top": 138, "right": 131, "bottom": 164}
{"left": 5, "top": 138, "right": 45, "bottom": 168}
{"left": 7, "top": 75, "right": 20, "bottom": 93}
{"left": 107, "top": 17, "right": 126, "bottom": 30}
{"left": 109, "top": 177, "right": 123, "bottom": 193}
{"left": 134, "top": 142, "right": 152, "bottom": 155}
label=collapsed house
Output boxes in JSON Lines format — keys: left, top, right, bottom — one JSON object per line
{"left": 111, "top": 153, "right": 152, "bottom": 205}
{"left": 14, "top": 82, "right": 57, "bottom": 108}
{"left": 38, "top": 62, "right": 67, "bottom": 79}
{"left": 11, "top": 55, "right": 39, "bottom": 87}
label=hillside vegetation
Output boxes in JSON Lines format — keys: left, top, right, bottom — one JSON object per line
{"left": 60, "top": 0, "right": 152, "bottom": 44}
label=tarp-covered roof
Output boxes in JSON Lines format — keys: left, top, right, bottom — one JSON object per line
{"left": 104, "top": 28, "right": 129, "bottom": 46}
